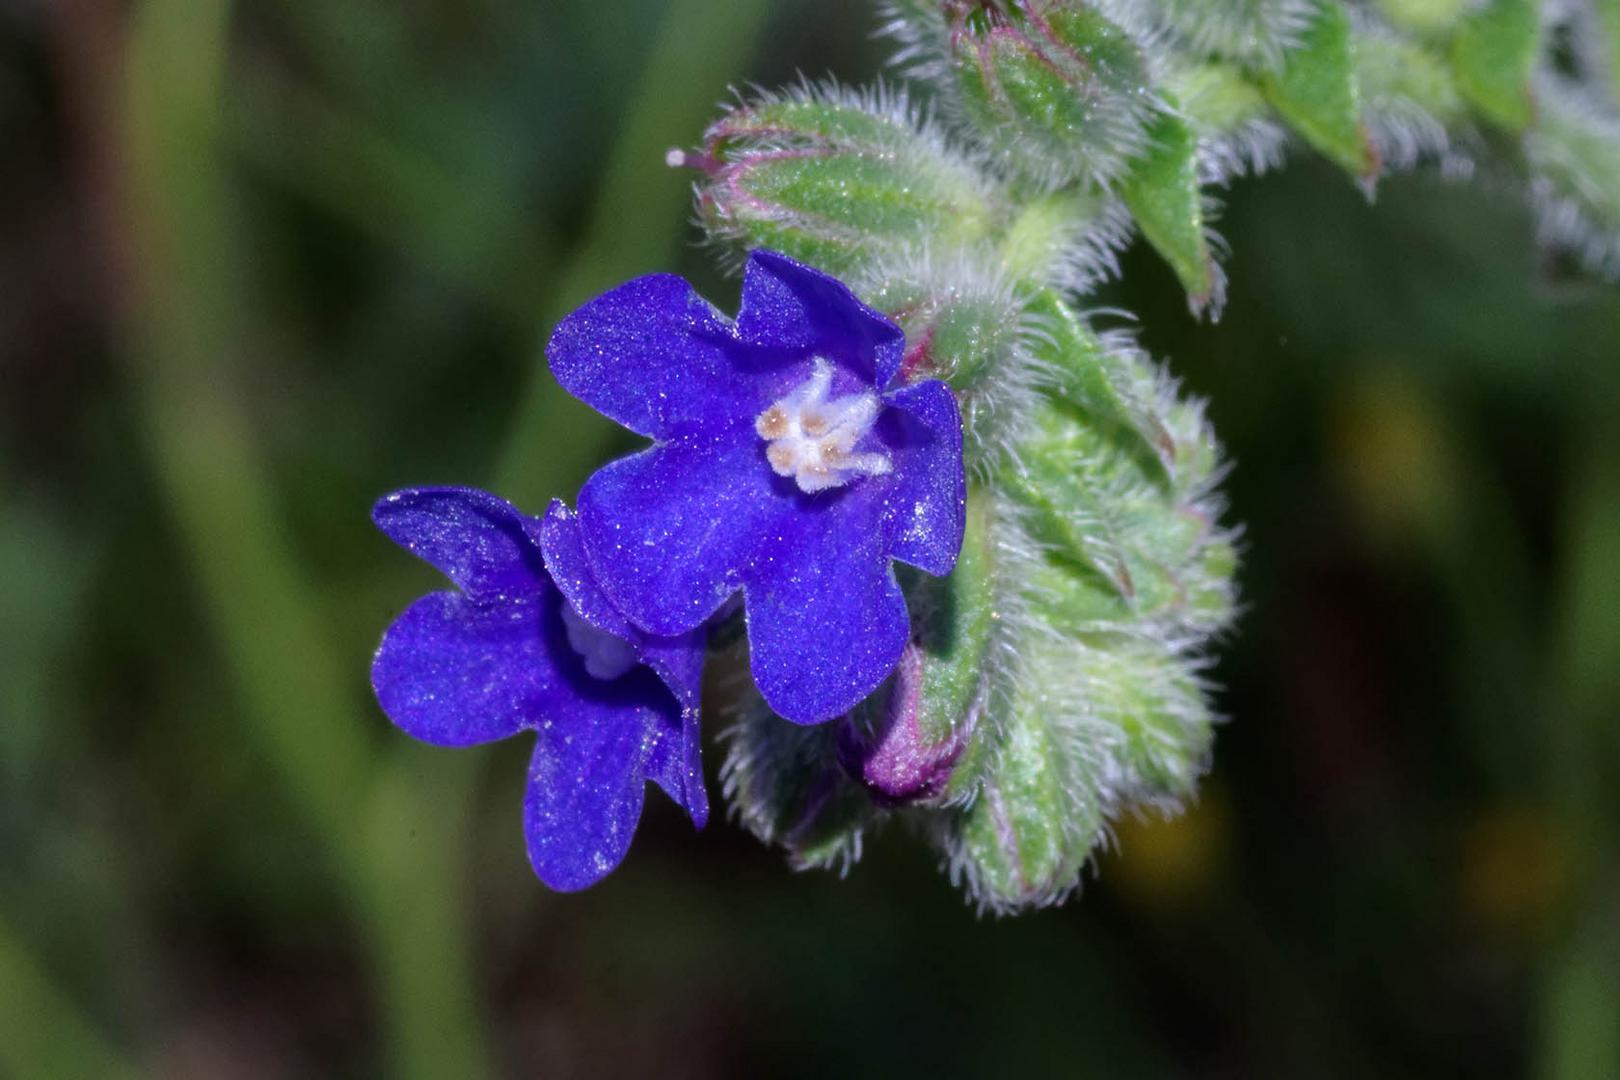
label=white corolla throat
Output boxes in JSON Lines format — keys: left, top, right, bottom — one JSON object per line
{"left": 559, "top": 602, "right": 639, "bottom": 681}
{"left": 754, "top": 358, "right": 892, "bottom": 494}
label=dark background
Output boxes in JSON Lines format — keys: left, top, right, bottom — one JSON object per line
{"left": 3, "top": 0, "right": 1617, "bottom": 1076}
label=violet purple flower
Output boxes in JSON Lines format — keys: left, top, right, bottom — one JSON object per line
{"left": 370, "top": 487, "right": 706, "bottom": 891}
{"left": 547, "top": 250, "right": 967, "bottom": 725}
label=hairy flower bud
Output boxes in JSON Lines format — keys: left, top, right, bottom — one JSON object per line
{"left": 691, "top": 85, "right": 1000, "bottom": 278}
{"left": 943, "top": 0, "right": 1157, "bottom": 188}
{"left": 838, "top": 497, "right": 996, "bottom": 805}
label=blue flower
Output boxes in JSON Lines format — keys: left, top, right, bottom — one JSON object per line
{"left": 370, "top": 487, "right": 706, "bottom": 891}
{"left": 547, "top": 249, "right": 967, "bottom": 725}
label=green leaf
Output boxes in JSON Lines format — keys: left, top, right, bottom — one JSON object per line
{"left": 1120, "top": 104, "right": 1225, "bottom": 316}
{"left": 1449, "top": 0, "right": 1540, "bottom": 133}
{"left": 1261, "top": 0, "right": 1379, "bottom": 181}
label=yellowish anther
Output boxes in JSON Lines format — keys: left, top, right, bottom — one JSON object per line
{"left": 754, "top": 357, "right": 892, "bottom": 494}
{"left": 766, "top": 443, "right": 799, "bottom": 476}
{"left": 755, "top": 405, "right": 790, "bottom": 441}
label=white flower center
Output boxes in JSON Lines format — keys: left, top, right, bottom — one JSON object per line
{"left": 559, "top": 602, "right": 638, "bottom": 681}
{"left": 754, "top": 358, "right": 892, "bottom": 494}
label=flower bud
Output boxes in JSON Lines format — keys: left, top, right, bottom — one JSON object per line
{"left": 944, "top": 0, "right": 1157, "bottom": 188}
{"left": 838, "top": 496, "right": 996, "bottom": 805}
{"left": 691, "top": 86, "right": 1000, "bottom": 278}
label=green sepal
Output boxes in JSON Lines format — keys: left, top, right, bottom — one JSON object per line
{"left": 1598, "top": 0, "right": 1620, "bottom": 104}
{"left": 1449, "top": 0, "right": 1540, "bottom": 133}
{"left": 945, "top": 632, "right": 1105, "bottom": 913}
{"left": 1153, "top": 0, "right": 1315, "bottom": 70}
{"left": 1374, "top": 0, "right": 1471, "bottom": 38}
{"left": 908, "top": 493, "right": 996, "bottom": 757}
{"left": 698, "top": 91, "right": 997, "bottom": 276}
{"left": 864, "top": 277, "right": 1022, "bottom": 392}
{"left": 1006, "top": 395, "right": 1232, "bottom": 629}
{"left": 1023, "top": 289, "right": 1170, "bottom": 485}
{"left": 1120, "top": 103, "right": 1224, "bottom": 316}
{"left": 1166, "top": 62, "right": 1272, "bottom": 138}
{"left": 1525, "top": 85, "right": 1620, "bottom": 267}
{"left": 1261, "top": 1, "right": 1380, "bottom": 181}
{"left": 1355, "top": 28, "right": 1466, "bottom": 128}
{"left": 721, "top": 692, "right": 874, "bottom": 872}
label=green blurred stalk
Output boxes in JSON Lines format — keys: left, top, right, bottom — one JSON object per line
{"left": 0, "top": 911, "right": 138, "bottom": 1079}
{"left": 227, "top": 64, "right": 558, "bottom": 325}
{"left": 1536, "top": 413, "right": 1620, "bottom": 1080}
{"left": 121, "top": 2, "right": 490, "bottom": 1076}
{"left": 493, "top": 0, "right": 771, "bottom": 504}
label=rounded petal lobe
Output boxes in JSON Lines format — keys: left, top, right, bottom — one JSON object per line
{"left": 372, "top": 591, "right": 558, "bottom": 747}
{"left": 373, "top": 487, "right": 544, "bottom": 600}
{"left": 577, "top": 427, "right": 789, "bottom": 636}
{"left": 744, "top": 511, "right": 911, "bottom": 725}
{"left": 736, "top": 250, "right": 906, "bottom": 390}
{"left": 522, "top": 700, "right": 656, "bottom": 891}
{"left": 546, "top": 273, "right": 759, "bottom": 439}
{"left": 878, "top": 380, "right": 967, "bottom": 577}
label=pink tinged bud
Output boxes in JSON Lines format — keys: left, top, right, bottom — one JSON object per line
{"left": 838, "top": 644, "right": 979, "bottom": 805}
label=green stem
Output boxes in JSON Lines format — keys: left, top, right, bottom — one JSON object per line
{"left": 0, "top": 911, "right": 139, "bottom": 1080}
{"left": 122, "top": 3, "right": 491, "bottom": 1076}
{"left": 492, "top": 0, "right": 772, "bottom": 504}
{"left": 1536, "top": 412, "right": 1620, "bottom": 1080}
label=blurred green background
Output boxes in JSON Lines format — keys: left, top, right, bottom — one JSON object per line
{"left": 3, "top": 0, "right": 1619, "bottom": 1076}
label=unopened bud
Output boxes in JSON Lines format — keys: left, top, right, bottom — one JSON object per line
{"left": 694, "top": 87, "right": 999, "bottom": 277}
{"left": 945, "top": 0, "right": 1156, "bottom": 188}
{"left": 838, "top": 496, "right": 996, "bottom": 805}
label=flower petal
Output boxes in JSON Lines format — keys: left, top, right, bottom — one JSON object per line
{"left": 743, "top": 508, "right": 910, "bottom": 725}
{"left": 540, "top": 498, "right": 710, "bottom": 828}
{"left": 577, "top": 425, "right": 791, "bottom": 636}
{"left": 546, "top": 273, "right": 766, "bottom": 439}
{"left": 521, "top": 697, "right": 657, "bottom": 891}
{"left": 372, "top": 591, "right": 557, "bottom": 747}
{"left": 735, "top": 251, "right": 906, "bottom": 391}
{"left": 538, "top": 499, "right": 637, "bottom": 641}
{"left": 372, "top": 487, "right": 543, "bottom": 601}
{"left": 876, "top": 380, "right": 967, "bottom": 577}
{"left": 636, "top": 633, "right": 709, "bottom": 829}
